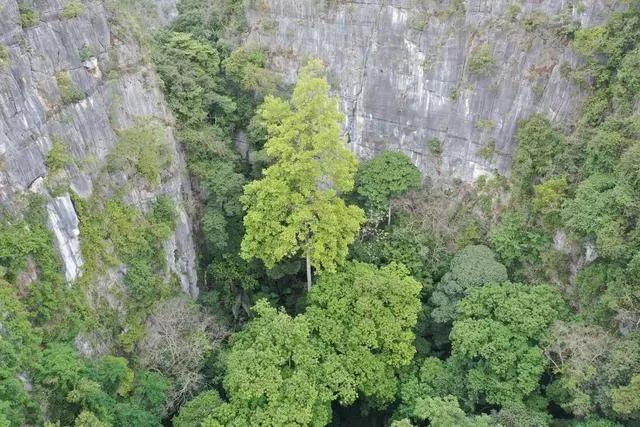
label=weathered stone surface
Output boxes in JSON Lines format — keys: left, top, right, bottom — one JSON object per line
{"left": 0, "top": 0, "right": 197, "bottom": 295}
{"left": 246, "top": 0, "right": 621, "bottom": 181}
{"left": 46, "top": 194, "right": 83, "bottom": 282}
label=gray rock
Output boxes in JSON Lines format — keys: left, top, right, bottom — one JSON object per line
{"left": 46, "top": 193, "right": 83, "bottom": 282}
{"left": 246, "top": 0, "right": 621, "bottom": 181}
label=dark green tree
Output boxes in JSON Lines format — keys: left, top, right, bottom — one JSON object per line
{"left": 356, "top": 151, "right": 422, "bottom": 225}
{"left": 450, "top": 282, "right": 567, "bottom": 406}
{"left": 430, "top": 245, "right": 508, "bottom": 323}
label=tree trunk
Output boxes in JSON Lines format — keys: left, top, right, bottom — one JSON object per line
{"left": 388, "top": 203, "right": 392, "bottom": 227}
{"left": 306, "top": 252, "right": 312, "bottom": 292}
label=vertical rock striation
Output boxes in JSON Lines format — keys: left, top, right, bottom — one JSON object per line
{"left": 246, "top": 0, "right": 620, "bottom": 181}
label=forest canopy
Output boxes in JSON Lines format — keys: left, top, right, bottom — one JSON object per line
{"left": 2, "top": 0, "right": 640, "bottom": 426}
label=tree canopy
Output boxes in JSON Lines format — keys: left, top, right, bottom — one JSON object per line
{"left": 240, "top": 59, "right": 365, "bottom": 289}
{"left": 356, "top": 151, "right": 422, "bottom": 225}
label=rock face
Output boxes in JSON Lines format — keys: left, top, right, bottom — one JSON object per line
{"left": 246, "top": 0, "right": 620, "bottom": 181}
{"left": 0, "top": 0, "right": 197, "bottom": 295}
{"left": 46, "top": 194, "right": 83, "bottom": 282}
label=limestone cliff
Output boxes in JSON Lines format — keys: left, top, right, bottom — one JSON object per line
{"left": 0, "top": 0, "right": 197, "bottom": 295}
{"left": 246, "top": 0, "right": 620, "bottom": 181}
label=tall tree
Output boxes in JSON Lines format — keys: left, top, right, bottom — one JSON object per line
{"left": 240, "top": 59, "right": 364, "bottom": 290}
{"left": 356, "top": 151, "right": 422, "bottom": 225}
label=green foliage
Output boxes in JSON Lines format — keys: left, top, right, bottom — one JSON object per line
{"left": 619, "top": 141, "right": 640, "bottom": 189}
{"left": 56, "top": 72, "right": 85, "bottom": 105}
{"left": 532, "top": 175, "right": 569, "bottom": 229}
{"left": 430, "top": 245, "right": 508, "bottom": 323}
{"left": 0, "top": 202, "right": 87, "bottom": 338}
{"left": 208, "top": 300, "right": 333, "bottom": 426}
{"left": 451, "top": 282, "right": 567, "bottom": 406}
{"left": 0, "top": 279, "right": 42, "bottom": 425}
{"left": 154, "top": 31, "right": 223, "bottom": 127}
{"left": 561, "top": 174, "right": 635, "bottom": 260}
{"left": 395, "top": 357, "right": 465, "bottom": 421}
{"left": 573, "top": 26, "right": 608, "bottom": 57}
{"left": 33, "top": 342, "right": 169, "bottom": 425}
{"left": 350, "top": 223, "right": 449, "bottom": 286}
{"left": 173, "top": 390, "right": 223, "bottom": 427}
{"left": 306, "top": 262, "right": 422, "bottom": 405}
{"left": 60, "top": 1, "right": 85, "bottom": 19}
{"left": 79, "top": 44, "right": 96, "bottom": 61}
{"left": 468, "top": 44, "right": 495, "bottom": 77}
{"left": 356, "top": 151, "right": 422, "bottom": 223}
{"left": 505, "top": 3, "right": 521, "bottom": 20}
{"left": 0, "top": 45, "right": 8, "bottom": 68}
{"left": 427, "top": 137, "right": 443, "bottom": 155}
{"left": 74, "top": 192, "right": 176, "bottom": 343}
{"left": 546, "top": 325, "right": 640, "bottom": 420}
{"left": 46, "top": 138, "right": 72, "bottom": 173}
{"left": 191, "top": 261, "right": 421, "bottom": 426}
{"left": 611, "top": 374, "right": 640, "bottom": 416}
{"left": 223, "top": 47, "right": 278, "bottom": 96}
{"left": 584, "top": 129, "right": 629, "bottom": 175}
{"left": 241, "top": 60, "right": 365, "bottom": 280}
{"left": 74, "top": 411, "right": 109, "bottom": 427}
{"left": 410, "top": 395, "right": 497, "bottom": 427}
{"left": 512, "top": 114, "right": 566, "bottom": 193}
{"left": 18, "top": 2, "right": 39, "bottom": 28}
{"left": 108, "top": 121, "right": 170, "bottom": 187}
{"left": 171, "top": 0, "right": 247, "bottom": 48}
{"left": 475, "top": 119, "right": 495, "bottom": 130}
{"left": 489, "top": 211, "right": 550, "bottom": 271}
{"left": 478, "top": 140, "right": 496, "bottom": 160}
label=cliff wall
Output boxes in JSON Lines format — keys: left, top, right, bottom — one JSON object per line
{"left": 0, "top": 0, "right": 197, "bottom": 295}
{"left": 247, "top": 0, "right": 620, "bottom": 181}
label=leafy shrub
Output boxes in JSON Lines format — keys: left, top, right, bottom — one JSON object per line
{"left": 108, "top": 122, "right": 170, "bottom": 186}
{"left": 512, "top": 114, "right": 566, "bottom": 192}
{"left": 60, "top": 1, "right": 85, "bottom": 19}
{"left": 79, "top": 44, "right": 96, "bottom": 61}
{"left": 478, "top": 140, "right": 496, "bottom": 160}
{"left": 573, "top": 26, "right": 608, "bottom": 57}
{"left": 18, "top": 3, "right": 39, "bottom": 28}
{"left": 506, "top": 3, "right": 521, "bottom": 20}
{"left": 0, "top": 45, "right": 8, "bottom": 68}
{"left": 522, "top": 10, "right": 549, "bottom": 32}
{"left": 350, "top": 224, "right": 449, "bottom": 287}
{"left": 475, "top": 119, "right": 495, "bottom": 130}
{"left": 451, "top": 282, "right": 567, "bottom": 405}
{"left": 468, "top": 44, "right": 495, "bottom": 77}
{"left": 532, "top": 175, "right": 569, "bottom": 229}
{"left": 427, "top": 137, "right": 443, "bottom": 155}
{"left": 56, "top": 72, "right": 85, "bottom": 105}
{"left": 153, "top": 31, "right": 222, "bottom": 127}
{"left": 46, "top": 137, "right": 72, "bottom": 173}
{"left": 489, "top": 211, "right": 550, "bottom": 271}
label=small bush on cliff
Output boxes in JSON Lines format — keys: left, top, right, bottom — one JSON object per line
{"left": 56, "top": 72, "right": 85, "bottom": 105}
{"left": 0, "top": 45, "right": 8, "bottom": 68}
{"left": 107, "top": 121, "right": 170, "bottom": 187}
{"left": 60, "top": 1, "right": 85, "bottom": 19}
{"left": 468, "top": 44, "right": 495, "bottom": 77}
{"left": 18, "top": 3, "right": 39, "bottom": 28}
{"left": 46, "top": 138, "right": 72, "bottom": 173}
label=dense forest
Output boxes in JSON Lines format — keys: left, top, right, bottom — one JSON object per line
{"left": 2, "top": 0, "right": 640, "bottom": 426}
